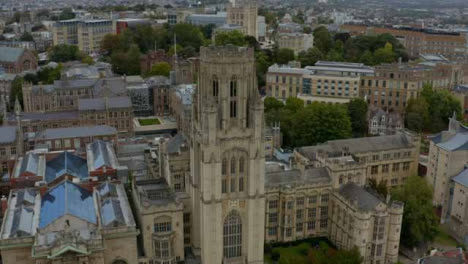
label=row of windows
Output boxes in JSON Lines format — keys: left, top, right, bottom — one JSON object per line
{"left": 370, "top": 162, "right": 411, "bottom": 175}
{"left": 268, "top": 194, "right": 329, "bottom": 210}
{"left": 267, "top": 219, "right": 328, "bottom": 236}
{"left": 154, "top": 222, "right": 172, "bottom": 233}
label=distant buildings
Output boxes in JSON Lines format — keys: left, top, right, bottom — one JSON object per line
{"left": 186, "top": 12, "right": 227, "bottom": 26}
{"left": 276, "top": 33, "right": 314, "bottom": 55}
{"left": 368, "top": 108, "right": 403, "bottom": 136}
{"left": 226, "top": 0, "right": 258, "bottom": 38}
{"left": 52, "top": 19, "right": 115, "bottom": 54}
{"left": 266, "top": 61, "right": 374, "bottom": 104}
{"left": 0, "top": 46, "right": 37, "bottom": 74}
{"left": 341, "top": 24, "right": 468, "bottom": 60}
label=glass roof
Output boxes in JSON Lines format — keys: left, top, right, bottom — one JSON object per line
{"left": 39, "top": 181, "right": 96, "bottom": 229}
{"left": 45, "top": 152, "right": 89, "bottom": 183}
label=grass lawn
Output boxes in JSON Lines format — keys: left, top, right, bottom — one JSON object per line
{"left": 434, "top": 227, "right": 458, "bottom": 247}
{"left": 265, "top": 242, "right": 313, "bottom": 264}
{"left": 138, "top": 118, "right": 161, "bottom": 126}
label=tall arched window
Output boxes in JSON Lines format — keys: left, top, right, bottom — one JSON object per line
{"left": 222, "top": 158, "right": 228, "bottom": 193}
{"left": 230, "top": 157, "right": 236, "bottom": 192}
{"left": 223, "top": 211, "right": 242, "bottom": 259}
{"left": 230, "top": 157, "right": 236, "bottom": 174}
{"left": 239, "top": 157, "right": 244, "bottom": 173}
{"left": 212, "top": 76, "right": 219, "bottom": 97}
{"left": 230, "top": 76, "right": 237, "bottom": 118}
{"left": 238, "top": 157, "right": 245, "bottom": 192}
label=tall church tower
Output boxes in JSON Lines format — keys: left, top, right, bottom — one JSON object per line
{"left": 190, "top": 46, "right": 265, "bottom": 264}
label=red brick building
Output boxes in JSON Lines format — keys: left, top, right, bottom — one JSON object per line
{"left": 0, "top": 47, "right": 37, "bottom": 74}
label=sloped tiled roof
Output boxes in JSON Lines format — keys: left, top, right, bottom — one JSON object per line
{"left": 0, "top": 47, "right": 24, "bottom": 62}
{"left": 78, "top": 96, "right": 132, "bottom": 111}
{"left": 45, "top": 152, "right": 89, "bottom": 183}
{"left": 35, "top": 125, "right": 117, "bottom": 140}
{"left": 338, "top": 182, "right": 382, "bottom": 211}
{"left": 39, "top": 181, "right": 96, "bottom": 229}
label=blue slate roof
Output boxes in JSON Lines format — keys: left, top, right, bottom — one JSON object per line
{"left": 18, "top": 153, "right": 40, "bottom": 176}
{"left": 39, "top": 181, "right": 96, "bottom": 229}
{"left": 0, "top": 126, "right": 17, "bottom": 144}
{"left": 0, "top": 47, "right": 24, "bottom": 63}
{"left": 45, "top": 152, "right": 89, "bottom": 183}
{"left": 452, "top": 168, "right": 468, "bottom": 188}
{"left": 101, "top": 198, "right": 125, "bottom": 227}
{"left": 36, "top": 125, "right": 117, "bottom": 140}
{"left": 438, "top": 132, "right": 468, "bottom": 151}
{"left": 90, "top": 141, "right": 113, "bottom": 169}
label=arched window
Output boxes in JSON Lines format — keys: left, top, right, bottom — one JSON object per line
{"left": 223, "top": 211, "right": 242, "bottom": 259}
{"left": 212, "top": 76, "right": 219, "bottom": 97}
{"left": 230, "top": 77, "right": 237, "bottom": 97}
{"left": 112, "top": 260, "right": 127, "bottom": 264}
{"left": 222, "top": 158, "right": 227, "bottom": 175}
{"left": 239, "top": 157, "right": 244, "bottom": 173}
{"left": 230, "top": 157, "right": 236, "bottom": 174}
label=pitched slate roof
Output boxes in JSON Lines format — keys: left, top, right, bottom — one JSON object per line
{"left": 452, "top": 168, "right": 468, "bottom": 188}
{"left": 88, "top": 140, "right": 118, "bottom": 170}
{"left": 338, "top": 182, "right": 382, "bottom": 211}
{"left": 39, "top": 181, "right": 96, "bottom": 229}
{"left": 0, "top": 126, "right": 17, "bottom": 144}
{"left": 78, "top": 96, "right": 132, "bottom": 111}
{"left": 0, "top": 47, "right": 25, "bottom": 62}
{"left": 167, "top": 134, "right": 188, "bottom": 154}
{"left": 45, "top": 152, "right": 89, "bottom": 183}
{"left": 35, "top": 125, "right": 117, "bottom": 140}
{"left": 17, "top": 153, "right": 41, "bottom": 176}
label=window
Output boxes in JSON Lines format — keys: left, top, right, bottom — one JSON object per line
{"left": 382, "top": 164, "right": 389, "bottom": 173}
{"left": 154, "top": 222, "right": 172, "bottom": 233}
{"left": 392, "top": 163, "right": 400, "bottom": 172}
{"left": 296, "top": 197, "right": 304, "bottom": 207}
{"left": 296, "top": 223, "right": 303, "bottom": 232}
{"left": 230, "top": 101, "right": 237, "bottom": 118}
{"left": 309, "top": 195, "right": 317, "bottom": 204}
{"left": 320, "top": 206, "right": 328, "bottom": 217}
{"left": 268, "top": 212, "right": 278, "bottom": 224}
{"left": 269, "top": 200, "right": 278, "bottom": 209}
{"left": 403, "top": 162, "right": 410, "bottom": 171}
{"left": 223, "top": 211, "right": 242, "bottom": 259}
{"left": 239, "top": 157, "right": 245, "bottom": 173}
{"left": 238, "top": 177, "right": 244, "bottom": 192}
{"left": 212, "top": 76, "right": 219, "bottom": 97}
{"left": 296, "top": 209, "right": 303, "bottom": 220}
{"left": 286, "top": 228, "right": 292, "bottom": 237}
{"left": 371, "top": 165, "right": 379, "bottom": 175}
{"left": 230, "top": 78, "right": 237, "bottom": 97}
{"left": 231, "top": 157, "right": 236, "bottom": 174}
{"left": 268, "top": 227, "right": 277, "bottom": 236}
{"left": 222, "top": 159, "right": 227, "bottom": 175}
{"left": 320, "top": 219, "right": 328, "bottom": 229}
{"left": 307, "top": 221, "right": 315, "bottom": 230}
{"left": 308, "top": 208, "right": 316, "bottom": 219}
{"left": 321, "top": 194, "right": 329, "bottom": 203}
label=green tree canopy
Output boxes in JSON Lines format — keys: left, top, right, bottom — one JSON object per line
{"left": 308, "top": 242, "right": 363, "bottom": 264}
{"left": 264, "top": 97, "right": 284, "bottom": 112}
{"left": 313, "top": 26, "right": 332, "bottom": 54}
{"left": 20, "top": 32, "right": 34, "bottom": 41}
{"left": 148, "top": 62, "right": 171, "bottom": 77}
{"left": 111, "top": 44, "right": 141, "bottom": 75}
{"left": 347, "top": 98, "right": 368, "bottom": 137}
{"left": 10, "top": 77, "right": 23, "bottom": 109}
{"left": 171, "top": 23, "right": 205, "bottom": 51}
{"left": 405, "top": 84, "right": 461, "bottom": 133}
{"left": 276, "top": 48, "right": 295, "bottom": 65}
{"left": 391, "top": 176, "right": 439, "bottom": 247}
{"left": 215, "top": 30, "right": 247, "bottom": 46}
{"left": 298, "top": 47, "right": 323, "bottom": 67}
{"left": 49, "top": 44, "right": 83, "bottom": 62}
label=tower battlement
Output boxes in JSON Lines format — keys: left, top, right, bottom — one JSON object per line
{"left": 200, "top": 45, "right": 255, "bottom": 64}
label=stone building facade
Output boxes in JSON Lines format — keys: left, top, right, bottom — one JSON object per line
{"left": 427, "top": 117, "right": 468, "bottom": 221}
{"left": 226, "top": 0, "right": 258, "bottom": 39}
{"left": 0, "top": 47, "right": 37, "bottom": 74}
{"left": 189, "top": 45, "right": 265, "bottom": 264}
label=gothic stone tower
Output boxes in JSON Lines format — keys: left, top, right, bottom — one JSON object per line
{"left": 190, "top": 45, "right": 265, "bottom": 264}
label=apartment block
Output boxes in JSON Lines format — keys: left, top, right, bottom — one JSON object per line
{"left": 277, "top": 33, "right": 314, "bottom": 55}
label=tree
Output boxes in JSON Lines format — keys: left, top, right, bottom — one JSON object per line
{"left": 405, "top": 97, "right": 430, "bottom": 132}
{"left": 148, "top": 62, "right": 171, "bottom": 77}
{"left": 10, "top": 77, "right": 23, "bottom": 110}
{"left": 291, "top": 102, "right": 352, "bottom": 147}
{"left": 215, "top": 30, "right": 247, "bottom": 46}
{"left": 81, "top": 55, "right": 94, "bottom": 65}
{"left": 298, "top": 47, "right": 323, "bottom": 67}
{"left": 100, "top": 34, "right": 123, "bottom": 54}
{"left": 276, "top": 48, "right": 295, "bottom": 65}
{"left": 49, "top": 44, "right": 82, "bottom": 62}
{"left": 284, "top": 97, "right": 304, "bottom": 113}
{"left": 255, "top": 51, "right": 272, "bottom": 88}
{"left": 58, "top": 8, "right": 75, "bottom": 20}
{"left": 111, "top": 45, "right": 141, "bottom": 75}
{"left": 20, "top": 32, "right": 34, "bottom": 41}
{"left": 172, "top": 24, "right": 205, "bottom": 51}
{"left": 373, "top": 42, "right": 395, "bottom": 64}
{"left": 264, "top": 97, "right": 284, "bottom": 112}
{"left": 368, "top": 178, "right": 388, "bottom": 197}
{"left": 347, "top": 98, "right": 368, "bottom": 137}
{"left": 391, "top": 176, "right": 439, "bottom": 247}
{"left": 405, "top": 84, "right": 461, "bottom": 133}
{"left": 308, "top": 242, "right": 363, "bottom": 264}
{"left": 313, "top": 26, "right": 332, "bottom": 54}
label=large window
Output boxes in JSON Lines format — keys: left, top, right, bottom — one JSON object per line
{"left": 212, "top": 76, "right": 219, "bottom": 97}
{"left": 223, "top": 211, "right": 242, "bottom": 259}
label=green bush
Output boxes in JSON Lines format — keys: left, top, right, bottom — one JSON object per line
{"left": 271, "top": 249, "right": 280, "bottom": 261}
